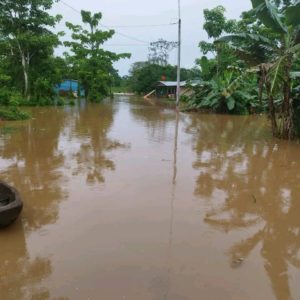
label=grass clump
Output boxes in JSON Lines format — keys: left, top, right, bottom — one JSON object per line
{"left": 0, "top": 107, "right": 30, "bottom": 121}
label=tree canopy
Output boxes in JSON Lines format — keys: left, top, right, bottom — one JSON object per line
{"left": 65, "top": 10, "right": 130, "bottom": 102}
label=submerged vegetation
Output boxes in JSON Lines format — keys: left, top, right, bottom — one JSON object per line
{"left": 0, "top": 107, "right": 29, "bottom": 121}
{"left": 187, "top": 0, "right": 300, "bottom": 139}
{"left": 0, "top": 0, "right": 299, "bottom": 139}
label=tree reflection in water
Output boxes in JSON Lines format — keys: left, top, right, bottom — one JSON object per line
{"left": 187, "top": 114, "right": 300, "bottom": 300}
{"left": 70, "top": 101, "right": 128, "bottom": 185}
{"left": 0, "top": 221, "right": 68, "bottom": 300}
{"left": 0, "top": 108, "right": 68, "bottom": 299}
{"left": 0, "top": 101, "right": 126, "bottom": 299}
{"left": 0, "top": 108, "right": 67, "bottom": 230}
{"left": 130, "top": 100, "right": 176, "bottom": 144}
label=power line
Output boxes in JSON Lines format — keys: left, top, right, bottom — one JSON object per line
{"left": 59, "top": 0, "right": 149, "bottom": 44}
{"left": 104, "top": 23, "right": 178, "bottom": 28}
{"left": 99, "top": 22, "right": 149, "bottom": 44}
{"left": 60, "top": 0, "right": 80, "bottom": 14}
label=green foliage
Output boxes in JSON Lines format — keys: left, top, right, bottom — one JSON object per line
{"left": 69, "top": 99, "right": 76, "bottom": 106}
{"left": 0, "top": 88, "right": 25, "bottom": 106}
{"left": 286, "top": 1, "right": 300, "bottom": 26}
{"left": 197, "top": 6, "right": 239, "bottom": 81}
{"left": 196, "top": 56, "right": 217, "bottom": 81}
{"left": 251, "top": 0, "right": 287, "bottom": 34}
{"left": 0, "top": 0, "right": 62, "bottom": 99}
{"left": 32, "top": 78, "right": 55, "bottom": 104}
{"left": 65, "top": 10, "right": 130, "bottom": 102}
{"left": 56, "top": 98, "right": 65, "bottom": 106}
{"left": 203, "top": 6, "right": 227, "bottom": 38}
{"left": 128, "top": 62, "right": 200, "bottom": 94}
{"left": 0, "top": 107, "right": 30, "bottom": 121}
{"left": 188, "top": 70, "right": 260, "bottom": 114}
{"left": 214, "top": 0, "right": 300, "bottom": 138}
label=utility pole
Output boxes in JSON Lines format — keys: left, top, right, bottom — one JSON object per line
{"left": 176, "top": 0, "right": 182, "bottom": 107}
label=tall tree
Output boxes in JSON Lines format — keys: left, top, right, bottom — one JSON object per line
{"left": 65, "top": 11, "right": 130, "bottom": 102}
{"left": 148, "top": 39, "right": 177, "bottom": 66}
{"left": 0, "top": 0, "right": 62, "bottom": 98}
{"left": 197, "top": 6, "right": 238, "bottom": 79}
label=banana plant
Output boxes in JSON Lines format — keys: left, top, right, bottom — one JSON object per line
{"left": 190, "top": 70, "right": 259, "bottom": 114}
{"left": 217, "top": 0, "right": 300, "bottom": 139}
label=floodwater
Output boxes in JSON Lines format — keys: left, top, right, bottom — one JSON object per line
{"left": 0, "top": 96, "right": 300, "bottom": 300}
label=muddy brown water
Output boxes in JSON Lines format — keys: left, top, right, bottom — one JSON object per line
{"left": 0, "top": 96, "right": 300, "bottom": 300}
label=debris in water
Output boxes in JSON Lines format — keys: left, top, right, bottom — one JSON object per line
{"left": 231, "top": 257, "right": 245, "bottom": 268}
{"left": 252, "top": 194, "right": 257, "bottom": 203}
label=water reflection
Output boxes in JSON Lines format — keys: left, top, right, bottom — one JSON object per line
{"left": 130, "top": 101, "right": 175, "bottom": 143}
{"left": 0, "top": 221, "right": 68, "bottom": 300}
{"left": 0, "top": 101, "right": 123, "bottom": 299}
{"left": 189, "top": 114, "right": 300, "bottom": 300}
{"left": 0, "top": 108, "right": 67, "bottom": 230}
{"left": 0, "top": 109, "right": 68, "bottom": 299}
{"left": 165, "top": 110, "right": 179, "bottom": 300}
{"left": 70, "top": 102, "right": 127, "bottom": 185}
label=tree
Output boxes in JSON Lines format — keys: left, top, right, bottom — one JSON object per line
{"left": 0, "top": 0, "right": 62, "bottom": 98}
{"left": 197, "top": 6, "right": 238, "bottom": 79}
{"left": 128, "top": 62, "right": 198, "bottom": 94}
{"left": 65, "top": 11, "right": 130, "bottom": 102}
{"left": 148, "top": 39, "right": 177, "bottom": 66}
{"left": 218, "top": 0, "right": 300, "bottom": 139}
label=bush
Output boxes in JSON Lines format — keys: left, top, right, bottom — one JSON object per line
{"left": 29, "top": 78, "right": 56, "bottom": 106}
{"left": 56, "top": 97, "right": 65, "bottom": 106}
{"left": 0, "top": 107, "right": 30, "bottom": 121}
{"left": 69, "top": 99, "right": 76, "bottom": 106}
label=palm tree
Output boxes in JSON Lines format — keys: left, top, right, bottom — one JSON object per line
{"left": 218, "top": 0, "right": 300, "bottom": 139}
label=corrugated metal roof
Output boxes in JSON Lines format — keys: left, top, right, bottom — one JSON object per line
{"left": 156, "top": 80, "right": 202, "bottom": 87}
{"left": 156, "top": 81, "right": 187, "bottom": 87}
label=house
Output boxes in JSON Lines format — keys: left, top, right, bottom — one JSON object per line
{"left": 153, "top": 80, "right": 201, "bottom": 98}
{"left": 55, "top": 79, "right": 85, "bottom": 97}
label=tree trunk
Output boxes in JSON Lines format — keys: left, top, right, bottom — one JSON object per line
{"left": 266, "top": 85, "right": 279, "bottom": 137}
{"left": 258, "top": 67, "right": 264, "bottom": 109}
{"left": 17, "top": 42, "right": 30, "bottom": 98}
{"left": 281, "top": 58, "right": 293, "bottom": 140}
{"left": 262, "top": 65, "right": 278, "bottom": 137}
{"left": 21, "top": 53, "right": 29, "bottom": 98}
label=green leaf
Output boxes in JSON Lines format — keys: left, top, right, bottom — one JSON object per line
{"left": 251, "top": 0, "right": 287, "bottom": 34}
{"left": 227, "top": 96, "right": 235, "bottom": 111}
{"left": 217, "top": 33, "right": 273, "bottom": 45}
{"left": 270, "top": 56, "right": 284, "bottom": 94}
{"left": 286, "top": 1, "right": 300, "bottom": 27}
{"left": 222, "top": 68, "right": 258, "bottom": 98}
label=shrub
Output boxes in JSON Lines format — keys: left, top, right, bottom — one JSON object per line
{"left": 0, "top": 107, "right": 30, "bottom": 121}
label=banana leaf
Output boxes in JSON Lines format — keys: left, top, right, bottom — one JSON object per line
{"left": 286, "top": 1, "right": 300, "bottom": 27}
{"left": 251, "top": 0, "right": 287, "bottom": 34}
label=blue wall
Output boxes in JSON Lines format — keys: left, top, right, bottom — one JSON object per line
{"left": 55, "top": 80, "right": 85, "bottom": 96}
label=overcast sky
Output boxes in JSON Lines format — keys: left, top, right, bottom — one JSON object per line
{"left": 52, "top": 0, "right": 252, "bottom": 76}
